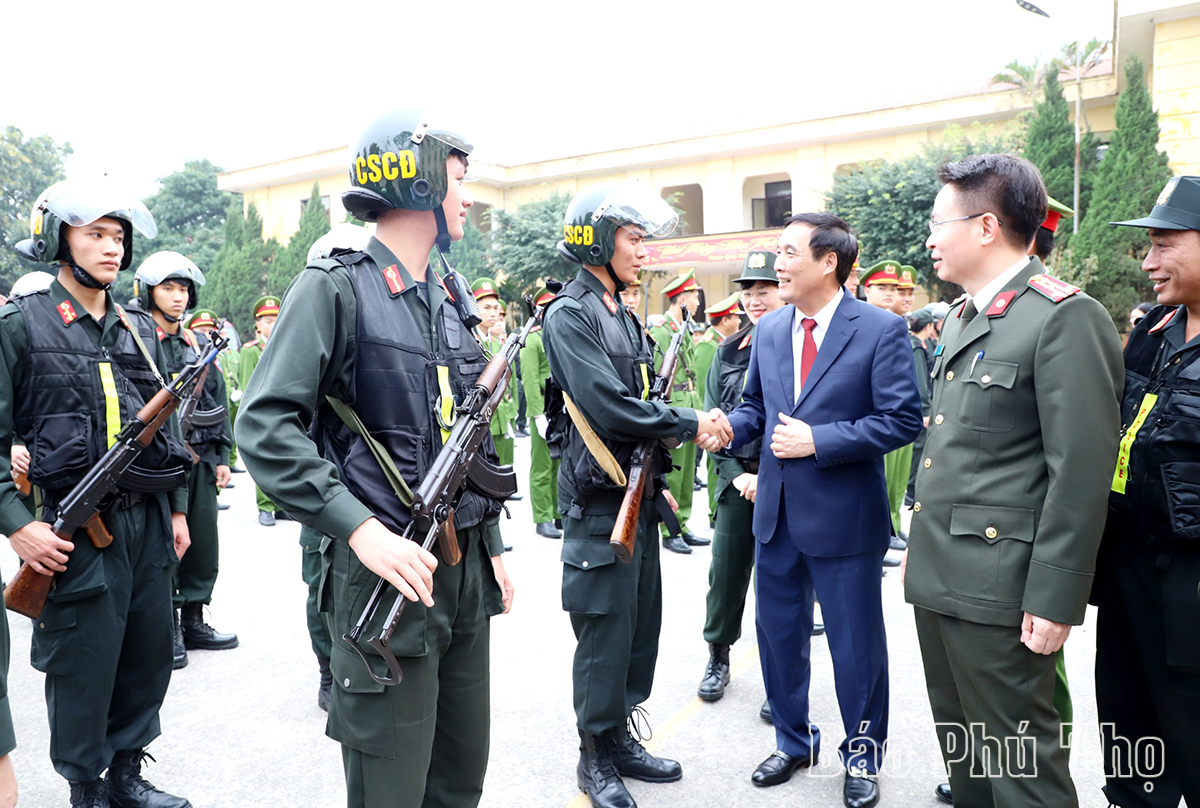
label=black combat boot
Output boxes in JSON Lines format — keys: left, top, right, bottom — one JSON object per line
{"left": 179, "top": 603, "right": 238, "bottom": 651}
{"left": 106, "top": 750, "right": 191, "bottom": 808}
{"left": 697, "top": 643, "right": 730, "bottom": 701}
{"left": 69, "top": 779, "right": 109, "bottom": 808}
{"left": 317, "top": 656, "right": 333, "bottom": 712}
{"left": 577, "top": 730, "right": 636, "bottom": 808}
{"left": 171, "top": 610, "right": 187, "bottom": 670}
{"left": 610, "top": 713, "right": 682, "bottom": 783}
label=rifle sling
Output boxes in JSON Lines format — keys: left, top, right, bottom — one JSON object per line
{"left": 561, "top": 392, "right": 627, "bottom": 487}
{"left": 325, "top": 397, "right": 414, "bottom": 508}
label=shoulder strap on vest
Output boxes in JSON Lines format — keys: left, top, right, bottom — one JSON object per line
{"left": 116, "top": 304, "right": 167, "bottom": 389}
{"left": 324, "top": 396, "right": 414, "bottom": 507}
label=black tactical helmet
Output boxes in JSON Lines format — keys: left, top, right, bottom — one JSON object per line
{"left": 557, "top": 180, "right": 679, "bottom": 268}
{"left": 342, "top": 109, "right": 475, "bottom": 222}
{"left": 14, "top": 179, "right": 157, "bottom": 289}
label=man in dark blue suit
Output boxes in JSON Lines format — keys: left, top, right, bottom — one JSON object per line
{"left": 717, "top": 212, "right": 922, "bottom": 808}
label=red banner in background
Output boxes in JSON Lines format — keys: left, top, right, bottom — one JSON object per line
{"left": 645, "top": 230, "right": 779, "bottom": 267}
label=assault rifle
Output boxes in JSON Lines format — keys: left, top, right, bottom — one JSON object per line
{"left": 344, "top": 297, "right": 544, "bottom": 686}
{"left": 609, "top": 306, "right": 691, "bottom": 563}
{"left": 178, "top": 321, "right": 231, "bottom": 454}
{"left": 4, "top": 332, "right": 228, "bottom": 619}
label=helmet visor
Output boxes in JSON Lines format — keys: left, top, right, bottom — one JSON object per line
{"left": 44, "top": 178, "right": 157, "bottom": 239}
{"left": 592, "top": 181, "right": 678, "bottom": 239}
{"left": 418, "top": 111, "right": 489, "bottom": 182}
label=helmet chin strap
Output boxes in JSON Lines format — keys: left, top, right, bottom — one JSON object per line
{"left": 432, "top": 207, "right": 452, "bottom": 255}
{"left": 66, "top": 257, "right": 112, "bottom": 292}
{"left": 606, "top": 262, "right": 628, "bottom": 293}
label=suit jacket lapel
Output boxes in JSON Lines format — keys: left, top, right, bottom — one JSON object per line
{"left": 795, "top": 293, "right": 857, "bottom": 411}
{"left": 774, "top": 308, "right": 795, "bottom": 409}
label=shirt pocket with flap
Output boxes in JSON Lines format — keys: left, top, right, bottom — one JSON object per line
{"left": 956, "top": 359, "right": 1020, "bottom": 433}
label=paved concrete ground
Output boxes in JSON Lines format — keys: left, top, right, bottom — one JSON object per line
{"left": 1, "top": 439, "right": 1120, "bottom": 807}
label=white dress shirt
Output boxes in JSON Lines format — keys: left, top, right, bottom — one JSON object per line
{"left": 792, "top": 292, "right": 844, "bottom": 404}
{"left": 972, "top": 256, "right": 1031, "bottom": 313}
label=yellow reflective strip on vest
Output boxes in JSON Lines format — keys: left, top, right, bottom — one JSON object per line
{"left": 1112, "top": 392, "right": 1158, "bottom": 494}
{"left": 639, "top": 363, "right": 650, "bottom": 401}
{"left": 437, "top": 365, "right": 454, "bottom": 444}
{"left": 98, "top": 362, "right": 121, "bottom": 449}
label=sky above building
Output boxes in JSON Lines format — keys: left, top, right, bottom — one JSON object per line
{"left": 3, "top": 0, "right": 1115, "bottom": 196}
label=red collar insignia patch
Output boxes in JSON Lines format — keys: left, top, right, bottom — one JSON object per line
{"left": 57, "top": 300, "right": 77, "bottom": 325}
{"left": 114, "top": 305, "right": 133, "bottom": 332}
{"left": 1027, "top": 273, "right": 1080, "bottom": 303}
{"left": 1149, "top": 307, "right": 1179, "bottom": 334}
{"left": 738, "top": 333, "right": 752, "bottom": 351}
{"left": 602, "top": 292, "right": 618, "bottom": 314}
{"left": 155, "top": 326, "right": 166, "bottom": 341}
{"left": 986, "top": 291, "right": 1017, "bottom": 317}
{"left": 382, "top": 264, "right": 405, "bottom": 296}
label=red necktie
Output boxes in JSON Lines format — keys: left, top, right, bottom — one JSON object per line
{"left": 800, "top": 317, "right": 818, "bottom": 387}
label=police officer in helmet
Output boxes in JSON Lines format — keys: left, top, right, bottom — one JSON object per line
{"left": 235, "top": 109, "right": 514, "bottom": 808}
{"left": 5, "top": 179, "right": 193, "bottom": 807}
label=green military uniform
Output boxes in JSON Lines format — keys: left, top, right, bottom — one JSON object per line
{"left": 472, "top": 278, "right": 516, "bottom": 466}
{"left": 239, "top": 295, "right": 280, "bottom": 517}
{"left": 693, "top": 319, "right": 724, "bottom": 523}
{"left": 235, "top": 238, "right": 505, "bottom": 808}
{"left": 906, "top": 257, "right": 1123, "bottom": 808}
{"left": 520, "top": 288, "right": 560, "bottom": 528}
{"left": 648, "top": 269, "right": 703, "bottom": 541}
{"left": 0, "top": 280, "right": 189, "bottom": 784}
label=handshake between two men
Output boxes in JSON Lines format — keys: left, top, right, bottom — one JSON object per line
{"left": 694, "top": 409, "right": 814, "bottom": 459}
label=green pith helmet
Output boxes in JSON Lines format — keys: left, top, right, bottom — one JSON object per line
{"left": 253, "top": 295, "right": 281, "bottom": 319}
{"left": 134, "top": 251, "right": 205, "bottom": 313}
{"left": 14, "top": 179, "right": 157, "bottom": 273}
{"left": 341, "top": 109, "right": 475, "bottom": 222}
{"left": 556, "top": 180, "right": 678, "bottom": 268}
{"left": 737, "top": 251, "right": 778, "bottom": 285}
{"left": 471, "top": 277, "right": 500, "bottom": 301}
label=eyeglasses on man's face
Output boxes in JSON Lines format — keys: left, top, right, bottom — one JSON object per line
{"left": 928, "top": 212, "right": 1002, "bottom": 234}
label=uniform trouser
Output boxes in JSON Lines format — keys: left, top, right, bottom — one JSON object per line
{"left": 327, "top": 524, "right": 500, "bottom": 808}
{"left": 1054, "top": 651, "right": 1072, "bottom": 762}
{"left": 914, "top": 607, "right": 1076, "bottom": 808}
{"left": 32, "top": 496, "right": 174, "bottom": 782}
{"left": 255, "top": 483, "right": 275, "bottom": 514}
{"left": 660, "top": 441, "right": 696, "bottom": 537}
{"left": 1093, "top": 540, "right": 1200, "bottom": 808}
{"left": 300, "top": 527, "right": 331, "bottom": 660}
{"left": 174, "top": 460, "right": 219, "bottom": 608}
{"left": 528, "top": 424, "right": 559, "bottom": 525}
{"left": 706, "top": 455, "right": 718, "bottom": 522}
{"left": 0, "top": 585, "right": 15, "bottom": 757}
{"left": 884, "top": 444, "right": 912, "bottom": 535}
{"left": 492, "top": 434, "right": 513, "bottom": 468}
{"left": 702, "top": 487, "right": 755, "bottom": 645}
{"left": 563, "top": 506, "right": 662, "bottom": 734}
{"left": 907, "top": 426, "right": 928, "bottom": 500}
{"left": 756, "top": 501, "right": 889, "bottom": 772}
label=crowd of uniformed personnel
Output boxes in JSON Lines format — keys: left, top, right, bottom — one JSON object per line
{"left": 0, "top": 110, "right": 1196, "bottom": 808}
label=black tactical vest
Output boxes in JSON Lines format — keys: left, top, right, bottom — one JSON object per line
{"left": 311, "top": 253, "right": 503, "bottom": 535}
{"left": 546, "top": 277, "right": 656, "bottom": 502}
{"left": 1108, "top": 305, "right": 1200, "bottom": 545}
{"left": 716, "top": 323, "right": 762, "bottom": 461}
{"left": 12, "top": 290, "right": 191, "bottom": 501}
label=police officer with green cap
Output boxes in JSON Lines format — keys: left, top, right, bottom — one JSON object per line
{"left": 696, "top": 251, "right": 785, "bottom": 704}
{"left": 188, "top": 308, "right": 243, "bottom": 472}
{"left": 543, "top": 179, "right": 733, "bottom": 808}
{"left": 235, "top": 108, "right": 513, "bottom": 808}
{"left": 239, "top": 294, "right": 281, "bottom": 525}
{"left": 649, "top": 268, "right": 711, "bottom": 552}
{"left": 522, "top": 286, "right": 562, "bottom": 538}
{"left": 471, "top": 277, "right": 518, "bottom": 467}
{"left": 1089, "top": 176, "right": 1200, "bottom": 806}
{"left": 697, "top": 293, "right": 744, "bottom": 522}
{"left": 130, "top": 252, "right": 238, "bottom": 670}
{"left": 2, "top": 178, "right": 194, "bottom": 807}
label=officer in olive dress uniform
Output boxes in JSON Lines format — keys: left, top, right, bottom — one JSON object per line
{"left": 235, "top": 109, "right": 514, "bottom": 808}
{"left": 906, "top": 154, "right": 1123, "bottom": 808}
{"left": 861, "top": 260, "right": 908, "bottom": 562}
{"left": 695, "top": 294, "right": 742, "bottom": 524}
{"left": 238, "top": 295, "right": 281, "bottom": 526}
{"left": 696, "top": 252, "right": 784, "bottom": 704}
{"left": 522, "top": 287, "right": 562, "bottom": 539}
{"left": 1092, "top": 177, "right": 1200, "bottom": 808}
{"left": 3, "top": 179, "right": 193, "bottom": 808}
{"left": 892, "top": 265, "right": 916, "bottom": 317}
{"left": 542, "top": 180, "right": 732, "bottom": 808}
{"left": 129, "top": 253, "right": 238, "bottom": 672}
{"left": 649, "top": 268, "right": 711, "bottom": 553}
{"left": 472, "top": 278, "right": 517, "bottom": 467}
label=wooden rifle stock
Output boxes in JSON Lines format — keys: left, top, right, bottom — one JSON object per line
{"left": 610, "top": 461, "right": 647, "bottom": 563}
{"left": 3, "top": 513, "right": 113, "bottom": 618}
{"left": 13, "top": 469, "right": 29, "bottom": 497}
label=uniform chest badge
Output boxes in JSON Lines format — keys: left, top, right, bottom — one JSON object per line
{"left": 986, "top": 291, "right": 1016, "bottom": 317}
{"left": 382, "top": 264, "right": 405, "bottom": 296}
{"left": 57, "top": 301, "right": 77, "bottom": 325}
{"left": 738, "top": 333, "right": 752, "bottom": 351}
{"left": 602, "top": 292, "right": 618, "bottom": 314}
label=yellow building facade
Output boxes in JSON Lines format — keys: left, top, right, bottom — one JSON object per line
{"left": 219, "top": 1, "right": 1200, "bottom": 314}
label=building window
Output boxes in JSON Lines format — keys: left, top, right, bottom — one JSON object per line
{"left": 302, "top": 195, "right": 331, "bottom": 224}
{"left": 661, "top": 183, "right": 704, "bottom": 236}
{"left": 750, "top": 180, "right": 791, "bottom": 229}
